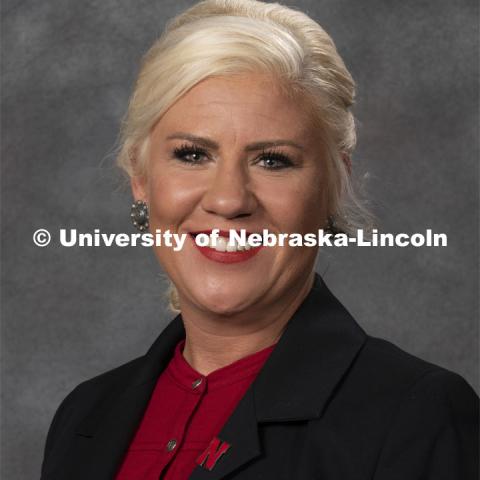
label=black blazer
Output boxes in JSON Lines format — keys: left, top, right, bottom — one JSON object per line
{"left": 41, "top": 275, "right": 479, "bottom": 479}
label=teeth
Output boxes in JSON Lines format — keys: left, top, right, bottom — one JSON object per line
{"left": 215, "top": 237, "right": 227, "bottom": 252}
{"left": 193, "top": 233, "right": 261, "bottom": 251}
{"left": 226, "top": 240, "right": 236, "bottom": 252}
{"left": 204, "top": 236, "right": 253, "bottom": 252}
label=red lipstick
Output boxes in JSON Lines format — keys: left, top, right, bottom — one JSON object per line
{"left": 189, "top": 230, "right": 262, "bottom": 264}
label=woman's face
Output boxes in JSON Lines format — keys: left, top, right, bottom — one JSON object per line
{"left": 132, "top": 74, "right": 329, "bottom": 316}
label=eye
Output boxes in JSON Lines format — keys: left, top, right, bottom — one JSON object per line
{"left": 173, "top": 143, "right": 208, "bottom": 165}
{"left": 256, "top": 150, "right": 294, "bottom": 170}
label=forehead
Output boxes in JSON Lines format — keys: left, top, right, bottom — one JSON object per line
{"left": 153, "top": 74, "right": 316, "bottom": 141}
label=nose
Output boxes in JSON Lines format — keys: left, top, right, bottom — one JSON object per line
{"left": 201, "top": 162, "right": 257, "bottom": 219}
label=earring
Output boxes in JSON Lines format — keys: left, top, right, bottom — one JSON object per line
{"left": 325, "top": 215, "right": 343, "bottom": 235}
{"left": 130, "top": 200, "right": 149, "bottom": 232}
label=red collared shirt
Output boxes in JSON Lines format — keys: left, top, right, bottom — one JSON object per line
{"left": 115, "top": 338, "right": 276, "bottom": 480}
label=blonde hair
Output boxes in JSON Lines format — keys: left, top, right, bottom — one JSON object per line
{"left": 116, "top": 0, "right": 373, "bottom": 310}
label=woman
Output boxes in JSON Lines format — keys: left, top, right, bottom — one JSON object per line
{"left": 40, "top": 1, "right": 478, "bottom": 479}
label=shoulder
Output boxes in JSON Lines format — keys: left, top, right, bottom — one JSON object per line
{"left": 322, "top": 333, "right": 478, "bottom": 442}
{"left": 42, "top": 355, "right": 145, "bottom": 465}
{"left": 366, "top": 334, "right": 478, "bottom": 409}
{"left": 57, "top": 355, "right": 146, "bottom": 409}
{"left": 353, "top": 334, "right": 476, "bottom": 395}
{"left": 356, "top": 338, "right": 479, "bottom": 478}
{"left": 41, "top": 315, "right": 184, "bottom": 473}
{"left": 313, "top": 335, "right": 479, "bottom": 478}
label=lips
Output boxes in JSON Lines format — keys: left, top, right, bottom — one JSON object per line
{"left": 190, "top": 229, "right": 254, "bottom": 238}
{"left": 189, "top": 229, "right": 263, "bottom": 264}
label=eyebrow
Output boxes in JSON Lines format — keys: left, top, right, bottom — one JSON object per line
{"left": 165, "top": 132, "right": 304, "bottom": 151}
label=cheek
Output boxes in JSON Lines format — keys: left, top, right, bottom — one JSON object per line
{"left": 300, "top": 184, "right": 328, "bottom": 230}
{"left": 257, "top": 174, "right": 327, "bottom": 233}
{"left": 145, "top": 169, "right": 203, "bottom": 227}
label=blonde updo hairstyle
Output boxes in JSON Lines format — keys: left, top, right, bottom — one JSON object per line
{"left": 117, "top": 0, "right": 372, "bottom": 310}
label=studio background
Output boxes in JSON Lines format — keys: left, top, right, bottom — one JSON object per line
{"left": 1, "top": 0, "right": 478, "bottom": 479}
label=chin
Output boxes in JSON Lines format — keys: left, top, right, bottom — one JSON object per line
{"left": 190, "top": 283, "right": 262, "bottom": 317}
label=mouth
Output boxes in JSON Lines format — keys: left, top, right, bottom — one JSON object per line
{"left": 189, "top": 229, "right": 263, "bottom": 264}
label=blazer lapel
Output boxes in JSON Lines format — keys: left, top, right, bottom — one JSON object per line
{"left": 189, "top": 387, "right": 261, "bottom": 480}
{"left": 64, "top": 274, "right": 366, "bottom": 480}
{"left": 72, "top": 378, "right": 160, "bottom": 479}
{"left": 188, "top": 274, "right": 367, "bottom": 479}
{"left": 69, "top": 314, "right": 186, "bottom": 479}
{"left": 254, "top": 274, "right": 368, "bottom": 422}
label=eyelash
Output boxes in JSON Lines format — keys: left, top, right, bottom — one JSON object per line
{"left": 172, "top": 143, "right": 294, "bottom": 170}
{"left": 173, "top": 143, "right": 208, "bottom": 165}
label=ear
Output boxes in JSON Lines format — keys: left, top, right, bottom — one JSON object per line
{"left": 341, "top": 152, "right": 352, "bottom": 175}
{"left": 130, "top": 174, "right": 148, "bottom": 203}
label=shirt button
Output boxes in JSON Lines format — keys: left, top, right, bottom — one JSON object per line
{"left": 166, "top": 439, "right": 177, "bottom": 452}
{"left": 192, "top": 378, "right": 203, "bottom": 389}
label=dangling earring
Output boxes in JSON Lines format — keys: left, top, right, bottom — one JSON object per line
{"left": 130, "top": 200, "right": 149, "bottom": 232}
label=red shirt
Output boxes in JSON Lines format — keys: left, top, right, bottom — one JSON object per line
{"left": 115, "top": 339, "right": 276, "bottom": 480}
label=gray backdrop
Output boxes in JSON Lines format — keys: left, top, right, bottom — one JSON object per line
{"left": 2, "top": 0, "right": 478, "bottom": 478}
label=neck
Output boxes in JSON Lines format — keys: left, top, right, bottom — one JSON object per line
{"left": 180, "top": 272, "right": 315, "bottom": 375}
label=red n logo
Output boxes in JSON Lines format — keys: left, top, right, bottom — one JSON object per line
{"left": 196, "top": 436, "right": 231, "bottom": 471}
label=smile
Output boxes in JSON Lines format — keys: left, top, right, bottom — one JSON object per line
{"left": 190, "top": 230, "right": 263, "bottom": 264}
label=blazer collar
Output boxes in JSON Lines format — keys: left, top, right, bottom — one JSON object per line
{"left": 188, "top": 273, "right": 367, "bottom": 480}
{"left": 254, "top": 273, "right": 367, "bottom": 421}
{"left": 116, "top": 272, "right": 367, "bottom": 421}
{"left": 73, "top": 274, "right": 367, "bottom": 479}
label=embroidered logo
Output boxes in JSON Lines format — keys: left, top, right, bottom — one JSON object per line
{"left": 196, "top": 436, "right": 231, "bottom": 471}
